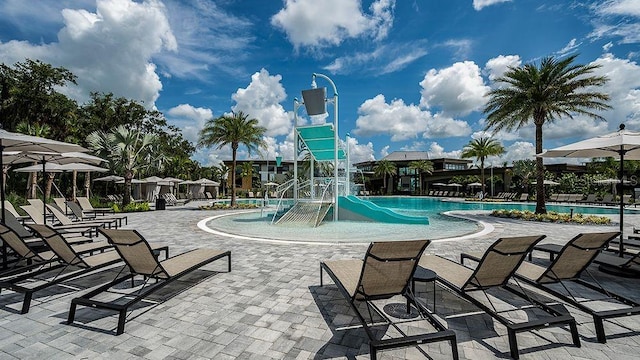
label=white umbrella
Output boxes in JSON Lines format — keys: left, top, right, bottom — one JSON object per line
{"left": 539, "top": 124, "right": 640, "bottom": 256}
{"left": 531, "top": 180, "right": 560, "bottom": 186}
{"left": 467, "top": 182, "right": 482, "bottom": 187}
{"left": 446, "top": 183, "right": 462, "bottom": 187}
{"left": 14, "top": 163, "right": 107, "bottom": 173}
{"left": 94, "top": 175, "right": 124, "bottom": 182}
{"left": 432, "top": 182, "right": 446, "bottom": 186}
{"left": 264, "top": 182, "right": 279, "bottom": 187}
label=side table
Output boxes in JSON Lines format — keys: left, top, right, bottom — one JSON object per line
{"left": 409, "top": 266, "right": 437, "bottom": 312}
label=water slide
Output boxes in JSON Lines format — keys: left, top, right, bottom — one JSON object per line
{"left": 338, "top": 195, "right": 429, "bottom": 225}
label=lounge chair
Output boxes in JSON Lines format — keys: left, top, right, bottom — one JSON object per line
{"left": 517, "top": 193, "right": 528, "bottom": 201}
{"left": 598, "top": 194, "right": 614, "bottom": 206}
{"left": 0, "top": 224, "right": 127, "bottom": 314}
{"left": 320, "top": 240, "right": 459, "bottom": 359}
{"left": 3, "top": 201, "right": 29, "bottom": 222}
{"left": 76, "top": 196, "right": 114, "bottom": 215}
{"left": 65, "top": 201, "right": 127, "bottom": 227}
{"left": 52, "top": 198, "right": 71, "bottom": 215}
{"left": 508, "top": 232, "right": 639, "bottom": 343}
{"left": 46, "top": 204, "right": 119, "bottom": 230}
{"left": 530, "top": 240, "right": 640, "bottom": 276}
{"left": 68, "top": 228, "right": 230, "bottom": 335}
{"left": 0, "top": 223, "right": 112, "bottom": 277}
{"left": 578, "top": 194, "right": 597, "bottom": 204}
{"left": 419, "top": 235, "right": 581, "bottom": 359}
{"left": 21, "top": 205, "right": 101, "bottom": 237}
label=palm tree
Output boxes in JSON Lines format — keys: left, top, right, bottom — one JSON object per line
{"left": 240, "top": 161, "right": 254, "bottom": 190}
{"left": 87, "top": 125, "right": 157, "bottom": 206}
{"left": 374, "top": 160, "right": 396, "bottom": 195}
{"left": 408, "top": 160, "right": 434, "bottom": 195}
{"left": 512, "top": 159, "right": 537, "bottom": 192}
{"left": 484, "top": 54, "right": 611, "bottom": 213}
{"left": 198, "top": 111, "right": 266, "bottom": 207}
{"left": 461, "top": 137, "right": 505, "bottom": 196}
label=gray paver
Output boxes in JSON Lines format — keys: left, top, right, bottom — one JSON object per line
{"left": 0, "top": 202, "right": 639, "bottom": 359}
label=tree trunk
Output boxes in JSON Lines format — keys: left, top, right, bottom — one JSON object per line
{"left": 480, "top": 159, "right": 486, "bottom": 197}
{"left": 535, "top": 122, "right": 547, "bottom": 214}
{"left": 84, "top": 171, "right": 90, "bottom": 199}
{"left": 231, "top": 146, "right": 238, "bottom": 207}
{"left": 45, "top": 173, "right": 55, "bottom": 200}
{"left": 123, "top": 170, "right": 133, "bottom": 206}
{"left": 28, "top": 163, "right": 37, "bottom": 198}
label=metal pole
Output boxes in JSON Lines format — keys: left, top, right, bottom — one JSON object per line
{"left": 619, "top": 148, "right": 625, "bottom": 257}
{"left": 312, "top": 73, "right": 339, "bottom": 221}
{"left": 346, "top": 133, "right": 350, "bottom": 196}
{"left": 293, "top": 99, "right": 299, "bottom": 202}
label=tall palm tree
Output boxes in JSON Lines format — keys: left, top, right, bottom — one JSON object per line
{"left": 484, "top": 54, "right": 610, "bottom": 213}
{"left": 87, "top": 125, "right": 157, "bottom": 206}
{"left": 198, "top": 111, "right": 266, "bottom": 206}
{"left": 374, "top": 160, "right": 396, "bottom": 195}
{"left": 408, "top": 160, "right": 434, "bottom": 195}
{"left": 461, "top": 137, "right": 505, "bottom": 196}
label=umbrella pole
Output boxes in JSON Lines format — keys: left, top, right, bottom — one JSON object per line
{"left": 0, "top": 140, "right": 5, "bottom": 269}
{"left": 42, "top": 157, "right": 47, "bottom": 222}
{"left": 619, "top": 149, "right": 625, "bottom": 257}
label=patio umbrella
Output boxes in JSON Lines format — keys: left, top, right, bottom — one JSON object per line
{"left": 14, "top": 162, "right": 108, "bottom": 200}
{"left": 264, "top": 182, "right": 279, "bottom": 187}
{"left": 467, "top": 182, "right": 482, "bottom": 187}
{"left": 531, "top": 180, "right": 560, "bottom": 186}
{"left": 539, "top": 123, "right": 640, "bottom": 256}
{"left": 94, "top": 175, "right": 124, "bottom": 182}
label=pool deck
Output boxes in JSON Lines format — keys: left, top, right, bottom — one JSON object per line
{"left": 1, "top": 201, "right": 639, "bottom": 359}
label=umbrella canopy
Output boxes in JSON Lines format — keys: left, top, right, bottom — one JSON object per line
{"left": 116, "top": 178, "right": 145, "bottom": 184}
{"left": 446, "top": 183, "right": 462, "bottom": 187}
{"left": 531, "top": 180, "right": 560, "bottom": 186}
{"left": 467, "top": 182, "right": 482, "bottom": 187}
{"left": 432, "top": 182, "right": 447, "bottom": 186}
{"left": 94, "top": 175, "right": 124, "bottom": 182}
{"left": 195, "top": 178, "right": 219, "bottom": 186}
{"left": 264, "top": 182, "right": 279, "bottom": 186}
{"left": 14, "top": 162, "right": 107, "bottom": 173}
{"left": 539, "top": 124, "right": 636, "bottom": 257}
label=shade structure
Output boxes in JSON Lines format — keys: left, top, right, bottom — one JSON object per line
{"left": 94, "top": 175, "right": 124, "bottom": 182}
{"left": 539, "top": 124, "right": 639, "bottom": 257}
{"left": 432, "top": 183, "right": 447, "bottom": 186}
{"left": 0, "top": 130, "right": 89, "bottom": 269}
{"left": 14, "top": 162, "right": 107, "bottom": 173}
{"left": 467, "top": 182, "right": 482, "bottom": 187}
{"left": 296, "top": 124, "right": 345, "bottom": 162}
{"left": 531, "top": 180, "right": 560, "bottom": 186}
{"left": 264, "top": 182, "right": 279, "bottom": 186}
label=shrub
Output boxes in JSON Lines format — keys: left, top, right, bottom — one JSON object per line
{"left": 491, "top": 209, "right": 611, "bottom": 225}
{"left": 113, "top": 202, "right": 150, "bottom": 213}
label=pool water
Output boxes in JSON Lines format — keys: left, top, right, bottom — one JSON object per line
{"left": 204, "top": 196, "right": 631, "bottom": 243}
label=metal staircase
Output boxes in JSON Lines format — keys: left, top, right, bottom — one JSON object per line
{"left": 275, "top": 201, "right": 332, "bottom": 227}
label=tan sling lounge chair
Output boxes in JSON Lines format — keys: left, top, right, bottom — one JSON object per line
{"left": 76, "top": 196, "right": 114, "bottom": 215}
{"left": 320, "top": 240, "right": 458, "bottom": 360}
{"left": 420, "top": 235, "right": 581, "bottom": 359}
{"left": 68, "top": 228, "right": 230, "bottom": 335}
{"left": 0, "top": 224, "right": 126, "bottom": 314}
{"left": 502, "top": 232, "right": 640, "bottom": 343}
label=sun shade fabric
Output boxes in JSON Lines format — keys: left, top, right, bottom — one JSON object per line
{"left": 539, "top": 128, "right": 640, "bottom": 160}
{"left": 296, "top": 124, "right": 345, "bottom": 162}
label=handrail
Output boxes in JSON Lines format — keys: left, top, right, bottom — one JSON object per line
{"left": 270, "top": 179, "right": 308, "bottom": 225}
{"left": 314, "top": 179, "right": 334, "bottom": 227}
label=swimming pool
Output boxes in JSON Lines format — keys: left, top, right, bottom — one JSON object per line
{"left": 366, "top": 196, "right": 638, "bottom": 216}
{"left": 202, "top": 196, "right": 630, "bottom": 243}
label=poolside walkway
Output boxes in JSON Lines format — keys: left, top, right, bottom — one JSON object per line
{"left": 1, "top": 201, "right": 639, "bottom": 359}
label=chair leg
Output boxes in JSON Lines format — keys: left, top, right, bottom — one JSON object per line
{"left": 21, "top": 292, "right": 33, "bottom": 314}
{"left": 68, "top": 302, "right": 77, "bottom": 324}
{"left": 594, "top": 316, "right": 607, "bottom": 343}
{"left": 116, "top": 310, "right": 127, "bottom": 335}
{"left": 570, "top": 320, "right": 581, "bottom": 347}
{"left": 450, "top": 338, "right": 459, "bottom": 360}
{"left": 508, "top": 329, "right": 519, "bottom": 359}
{"left": 369, "top": 344, "right": 377, "bottom": 360}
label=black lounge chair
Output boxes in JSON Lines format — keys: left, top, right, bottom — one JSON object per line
{"left": 512, "top": 232, "right": 639, "bottom": 343}
{"left": 68, "top": 228, "right": 230, "bottom": 335}
{"left": 420, "top": 235, "right": 581, "bottom": 359}
{"left": 0, "top": 224, "right": 126, "bottom": 314}
{"left": 320, "top": 240, "right": 459, "bottom": 360}
{"left": 531, "top": 240, "right": 640, "bottom": 276}
{"left": 0, "top": 222, "right": 114, "bottom": 279}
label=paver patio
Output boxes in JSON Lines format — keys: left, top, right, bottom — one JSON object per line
{"left": 0, "top": 201, "right": 638, "bottom": 359}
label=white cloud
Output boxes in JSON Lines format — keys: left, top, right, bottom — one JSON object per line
{"left": 0, "top": 0, "right": 176, "bottom": 107}
{"left": 166, "top": 103, "right": 213, "bottom": 145}
{"left": 323, "top": 40, "right": 428, "bottom": 75}
{"left": 353, "top": 94, "right": 472, "bottom": 141}
{"left": 556, "top": 38, "right": 581, "bottom": 56}
{"left": 419, "top": 61, "right": 490, "bottom": 116}
{"left": 156, "top": 0, "right": 254, "bottom": 79}
{"left": 472, "top": 0, "right": 511, "bottom": 11}
{"left": 346, "top": 136, "right": 376, "bottom": 164}
{"left": 484, "top": 55, "right": 521, "bottom": 82}
{"left": 426, "top": 142, "right": 462, "bottom": 159}
{"left": 231, "top": 69, "right": 292, "bottom": 137}
{"left": 380, "top": 145, "right": 390, "bottom": 158}
{"left": 590, "top": 0, "right": 640, "bottom": 45}
{"left": 498, "top": 141, "right": 536, "bottom": 165}
{"left": 271, "top": 0, "right": 395, "bottom": 50}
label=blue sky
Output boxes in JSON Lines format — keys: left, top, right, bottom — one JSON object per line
{"left": 0, "top": 0, "right": 639, "bottom": 168}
